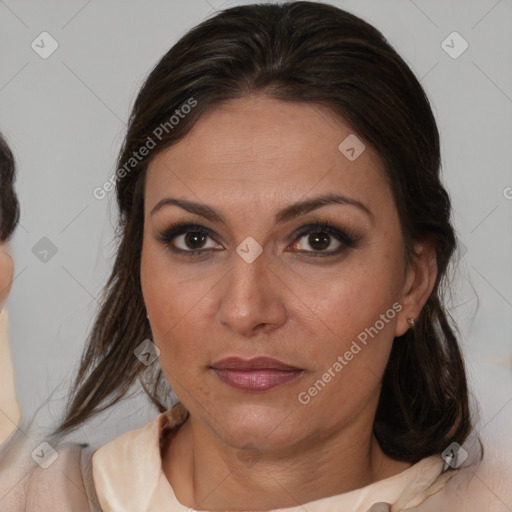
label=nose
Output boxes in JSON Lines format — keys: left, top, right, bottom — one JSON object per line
{"left": 215, "top": 245, "right": 288, "bottom": 338}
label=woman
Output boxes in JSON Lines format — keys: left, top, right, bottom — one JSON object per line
{"left": 0, "top": 134, "right": 101, "bottom": 509}
{"left": 0, "top": 132, "right": 22, "bottom": 445}
{"left": 0, "top": 2, "right": 495, "bottom": 510}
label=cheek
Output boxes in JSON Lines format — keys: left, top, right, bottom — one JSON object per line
{"left": 140, "top": 242, "right": 215, "bottom": 371}
{"left": 298, "top": 241, "right": 404, "bottom": 387}
{"left": 297, "top": 271, "right": 399, "bottom": 420}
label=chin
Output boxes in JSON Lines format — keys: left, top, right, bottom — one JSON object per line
{"left": 208, "top": 401, "right": 301, "bottom": 450}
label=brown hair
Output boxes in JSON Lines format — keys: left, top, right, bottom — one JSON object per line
{"left": 55, "top": 1, "right": 471, "bottom": 463}
{"left": 0, "top": 133, "right": 20, "bottom": 241}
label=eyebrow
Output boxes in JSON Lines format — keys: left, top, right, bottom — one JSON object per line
{"left": 150, "top": 193, "right": 374, "bottom": 225}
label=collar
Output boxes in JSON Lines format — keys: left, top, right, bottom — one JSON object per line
{"left": 92, "top": 402, "right": 188, "bottom": 511}
{"left": 92, "top": 403, "right": 455, "bottom": 512}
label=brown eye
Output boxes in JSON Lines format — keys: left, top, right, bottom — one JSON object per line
{"left": 292, "top": 231, "right": 341, "bottom": 254}
{"left": 182, "top": 231, "right": 208, "bottom": 250}
{"left": 157, "top": 223, "right": 222, "bottom": 256}
{"left": 289, "top": 221, "right": 359, "bottom": 257}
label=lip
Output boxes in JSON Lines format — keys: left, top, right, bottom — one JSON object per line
{"left": 210, "top": 357, "right": 304, "bottom": 391}
{"left": 211, "top": 356, "right": 301, "bottom": 371}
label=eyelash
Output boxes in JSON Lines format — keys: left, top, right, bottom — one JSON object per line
{"left": 157, "top": 220, "right": 361, "bottom": 259}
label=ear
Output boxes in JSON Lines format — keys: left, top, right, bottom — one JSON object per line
{"left": 395, "top": 240, "right": 437, "bottom": 337}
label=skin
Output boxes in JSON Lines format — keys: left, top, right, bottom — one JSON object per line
{"left": 140, "top": 94, "right": 437, "bottom": 511}
{"left": 0, "top": 243, "right": 14, "bottom": 309}
{"left": 0, "top": 241, "right": 21, "bottom": 446}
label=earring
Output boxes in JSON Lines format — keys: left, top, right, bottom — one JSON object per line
{"left": 407, "top": 317, "right": 415, "bottom": 327}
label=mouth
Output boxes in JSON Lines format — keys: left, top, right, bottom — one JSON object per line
{"left": 210, "top": 356, "right": 305, "bottom": 391}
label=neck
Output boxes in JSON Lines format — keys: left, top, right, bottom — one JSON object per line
{"left": 162, "top": 413, "right": 411, "bottom": 511}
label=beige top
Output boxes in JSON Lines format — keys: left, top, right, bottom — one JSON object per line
{"left": 91, "top": 403, "right": 457, "bottom": 512}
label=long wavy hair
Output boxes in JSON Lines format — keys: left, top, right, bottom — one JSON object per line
{"left": 54, "top": 1, "right": 471, "bottom": 463}
{"left": 0, "top": 133, "right": 20, "bottom": 241}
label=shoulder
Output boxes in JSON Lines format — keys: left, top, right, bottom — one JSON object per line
{"left": 0, "top": 434, "right": 101, "bottom": 512}
{"left": 26, "top": 442, "right": 100, "bottom": 511}
{"left": 406, "top": 428, "right": 512, "bottom": 511}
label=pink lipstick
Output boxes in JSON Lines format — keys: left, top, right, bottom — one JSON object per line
{"left": 210, "top": 356, "right": 304, "bottom": 391}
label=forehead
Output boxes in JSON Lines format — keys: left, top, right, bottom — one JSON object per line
{"left": 145, "top": 95, "right": 390, "bottom": 216}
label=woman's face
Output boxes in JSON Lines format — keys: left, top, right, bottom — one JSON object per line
{"left": 141, "top": 95, "right": 431, "bottom": 451}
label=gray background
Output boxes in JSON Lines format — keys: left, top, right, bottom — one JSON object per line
{"left": 1, "top": 0, "right": 511, "bottom": 472}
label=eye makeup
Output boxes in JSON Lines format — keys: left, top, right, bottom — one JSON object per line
{"left": 156, "top": 218, "right": 364, "bottom": 260}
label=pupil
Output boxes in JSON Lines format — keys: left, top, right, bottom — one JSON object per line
{"left": 309, "top": 233, "right": 329, "bottom": 251}
{"left": 186, "top": 232, "right": 206, "bottom": 249}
